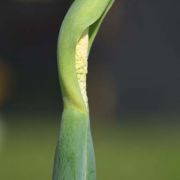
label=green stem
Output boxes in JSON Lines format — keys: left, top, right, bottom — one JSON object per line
{"left": 53, "top": 1, "right": 114, "bottom": 180}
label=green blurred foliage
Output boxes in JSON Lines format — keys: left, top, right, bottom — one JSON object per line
{"left": 1, "top": 116, "right": 180, "bottom": 180}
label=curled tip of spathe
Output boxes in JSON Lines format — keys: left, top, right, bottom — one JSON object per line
{"left": 58, "top": 0, "right": 115, "bottom": 111}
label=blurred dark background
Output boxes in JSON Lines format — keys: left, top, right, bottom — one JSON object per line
{"left": 0, "top": 0, "right": 180, "bottom": 118}
{"left": 0, "top": 1, "right": 180, "bottom": 180}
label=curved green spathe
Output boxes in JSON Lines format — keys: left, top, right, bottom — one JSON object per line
{"left": 53, "top": 0, "right": 115, "bottom": 180}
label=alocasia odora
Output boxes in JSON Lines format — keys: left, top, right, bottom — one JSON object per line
{"left": 53, "top": 0, "right": 114, "bottom": 180}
